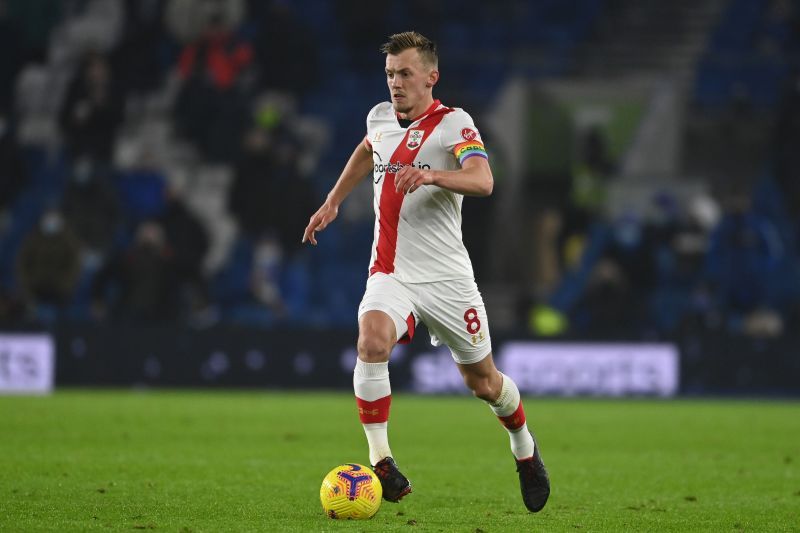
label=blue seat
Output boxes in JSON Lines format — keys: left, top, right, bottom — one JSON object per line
{"left": 115, "top": 169, "right": 167, "bottom": 222}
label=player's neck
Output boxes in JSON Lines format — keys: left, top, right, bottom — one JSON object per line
{"left": 398, "top": 97, "right": 437, "bottom": 122}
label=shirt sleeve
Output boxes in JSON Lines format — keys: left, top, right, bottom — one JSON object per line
{"left": 364, "top": 112, "right": 372, "bottom": 151}
{"left": 364, "top": 103, "right": 385, "bottom": 152}
{"left": 440, "top": 110, "right": 489, "bottom": 165}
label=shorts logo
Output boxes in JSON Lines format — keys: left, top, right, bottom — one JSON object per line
{"left": 461, "top": 128, "right": 478, "bottom": 141}
{"left": 372, "top": 132, "right": 382, "bottom": 143}
{"left": 407, "top": 129, "right": 424, "bottom": 150}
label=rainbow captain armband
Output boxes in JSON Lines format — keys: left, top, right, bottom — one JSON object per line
{"left": 453, "top": 140, "right": 488, "bottom": 164}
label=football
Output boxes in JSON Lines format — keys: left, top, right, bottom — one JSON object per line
{"left": 319, "top": 463, "right": 383, "bottom": 519}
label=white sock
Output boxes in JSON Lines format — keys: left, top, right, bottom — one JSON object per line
{"left": 363, "top": 422, "right": 391, "bottom": 466}
{"left": 487, "top": 373, "right": 535, "bottom": 460}
{"left": 353, "top": 359, "right": 393, "bottom": 465}
{"left": 508, "top": 423, "right": 535, "bottom": 460}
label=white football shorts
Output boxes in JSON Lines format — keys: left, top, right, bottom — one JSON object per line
{"left": 357, "top": 272, "right": 492, "bottom": 365}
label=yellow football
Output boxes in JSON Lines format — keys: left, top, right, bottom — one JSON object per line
{"left": 320, "top": 463, "right": 383, "bottom": 519}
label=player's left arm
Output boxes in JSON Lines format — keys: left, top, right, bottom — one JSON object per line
{"left": 394, "top": 156, "right": 493, "bottom": 197}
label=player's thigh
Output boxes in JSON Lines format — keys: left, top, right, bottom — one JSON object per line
{"left": 358, "top": 273, "right": 416, "bottom": 345}
{"left": 418, "top": 278, "right": 492, "bottom": 365}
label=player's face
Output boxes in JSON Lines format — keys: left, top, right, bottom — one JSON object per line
{"left": 385, "top": 49, "right": 437, "bottom": 118}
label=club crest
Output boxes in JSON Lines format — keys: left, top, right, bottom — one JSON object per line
{"left": 406, "top": 129, "right": 424, "bottom": 150}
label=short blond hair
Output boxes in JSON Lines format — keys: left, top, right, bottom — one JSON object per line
{"left": 380, "top": 31, "right": 438, "bottom": 68}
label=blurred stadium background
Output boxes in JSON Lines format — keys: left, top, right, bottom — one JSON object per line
{"left": 1, "top": 0, "right": 799, "bottom": 397}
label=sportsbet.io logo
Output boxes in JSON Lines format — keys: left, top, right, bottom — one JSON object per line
{"left": 373, "top": 160, "right": 431, "bottom": 175}
{"left": 372, "top": 152, "right": 430, "bottom": 184}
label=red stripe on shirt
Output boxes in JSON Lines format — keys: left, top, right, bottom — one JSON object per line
{"left": 370, "top": 105, "right": 452, "bottom": 275}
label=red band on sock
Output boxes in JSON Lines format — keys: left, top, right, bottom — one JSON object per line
{"left": 356, "top": 395, "right": 392, "bottom": 424}
{"left": 498, "top": 401, "right": 526, "bottom": 431}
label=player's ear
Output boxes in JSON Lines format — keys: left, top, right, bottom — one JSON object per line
{"left": 426, "top": 69, "right": 439, "bottom": 88}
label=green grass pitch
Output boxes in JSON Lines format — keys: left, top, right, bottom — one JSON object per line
{"left": 1, "top": 391, "right": 798, "bottom": 532}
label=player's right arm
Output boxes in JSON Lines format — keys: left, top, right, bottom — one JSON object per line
{"left": 302, "top": 142, "right": 373, "bottom": 245}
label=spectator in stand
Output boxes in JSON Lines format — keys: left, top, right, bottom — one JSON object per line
{"left": 111, "top": 0, "right": 169, "bottom": 96}
{"left": 0, "top": 0, "right": 25, "bottom": 113}
{"left": 228, "top": 101, "right": 316, "bottom": 318}
{"left": 61, "top": 157, "right": 120, "bottom": 261}
{"left": 705, "top": 194, "right": 787, "bottom": 338}
{"left": 58, "top": 51, "right": 124, "bottom": 164}
{"left": 228, "top": 113, "right": 316, "bottom": 255}
{"left": 758, "top": 0, "right": 797, "bottom": 54}
{"left": 0, "top": 114, "right": 29, "bottom": 214}
{"left": 250, "top": 232, "right": 285, "bottom": 316}
{"left": 2, "top": 0, "right": 62, "bottom": 68}
{"left": 173, "top": 11, "right": 253, "bottom": 162}
{"left": 159, "top": 190, "right": 212, "bottom": 322}
{"left": 558, "top": 127, "right": 615, "bottom": 272}
{"left": 649, "top": 193, "right": 720, "bottom": 333}
{"left": 568, "top": 211, "right": 656, "bottom": 337}
{"left": 570, "top": 255, "right": 634, "bottom": 337}
{"left": 16, "top": 208, "right": 82, "bottom": 313}
{"left": 0, "top": 287, "right": 25, "bottom": 323}
{"left": 608, "top": 209, "right": 659, "bottom": 302}
{"left": 91, "top": 220, "right": 179, "bottom": 323}
{"left": 773, "top": 68, "right": 800, "bottom": 216}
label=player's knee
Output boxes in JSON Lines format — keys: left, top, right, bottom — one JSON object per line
{"left": 465, "top": 375, "right": 497, "bottom": 402}
{"left": 357, "top": 333, "right": 392, "bottom": 363}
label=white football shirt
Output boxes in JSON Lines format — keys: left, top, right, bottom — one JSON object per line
{"left": 363, "top": 99, "right": 489, "bottom": 283}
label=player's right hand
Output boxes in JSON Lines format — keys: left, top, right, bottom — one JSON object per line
{"left": 302, "top": 201, "right": 339, "bottom": 246}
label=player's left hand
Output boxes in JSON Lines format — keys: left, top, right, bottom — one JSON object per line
{"left": 395, "top": 166, "right": 434, "bottom": 195}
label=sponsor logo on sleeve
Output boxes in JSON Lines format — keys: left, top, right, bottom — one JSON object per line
{"left": 461, "top": 128, "right": 477, "bottom": 141}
